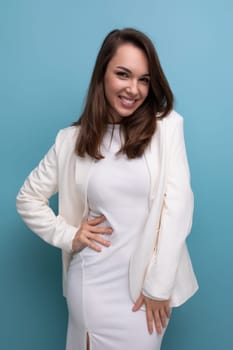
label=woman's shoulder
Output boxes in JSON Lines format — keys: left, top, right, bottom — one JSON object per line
{"left": 55, "top": 125, "right": 79, "bottom": 142}
{"left": 156, "top": 110, "right": 184, "bottom": 137}
{"left": 53, "top": 125, "right": 80, "bottom": 152}
{"left": 157, "top": 109, "right": 184, "bottom": 126}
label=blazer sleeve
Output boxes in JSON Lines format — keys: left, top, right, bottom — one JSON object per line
{"left": 16, "top": 130, "right": 78, "bottom": 252}
{"left": 143, "top": 117, "right": 194, "bottom": 300}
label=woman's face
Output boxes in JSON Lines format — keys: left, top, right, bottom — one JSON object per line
{"left": 104, "top": 43, "right": 150, "bottom": 122}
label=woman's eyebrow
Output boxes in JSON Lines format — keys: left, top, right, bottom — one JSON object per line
{"left": 116, "top": 65, "right": 150, "bottom": 77}
{"left": 116, "top": 65, "right": 131, "bottom": 73}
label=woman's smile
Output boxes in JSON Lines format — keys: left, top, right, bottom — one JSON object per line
{"left": 104, "top": 43, "right": 150, "bottom": 122}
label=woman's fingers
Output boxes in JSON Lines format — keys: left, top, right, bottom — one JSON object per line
{"left": 146, "top": 305, "right": 154, "bottom": 334}
{"left": 83, "top": 236, "right": 102, "bottom": 252}
{"left": 131, "top": 294, "right": 170, "bottom": 335}
{"left": 144, "top": 297, "right": 170, "bottom": 335}
{"left": 165, "top": 304, "right": 171, "bottom": 319}
{"left": 77, "top": 229, "right": 110, "bottom": 252}
{"left": 72, "top": 216, "right": 113, "bottom": 253}
{"left": 159, "top": 309, "right": 168, "bottom": 329}
{"left": 87, "top": 215, "right": 106, "bottom": 225}
{"left": 147, "top": 306, "right": 163, "bottom": 335}
{"left": 85, "top": 216, "right": 113, "bottom": 235}
{"left": 132, "top": 294, "right": 144, "bottom": 311}
{"left": 88, "top": 232, "right": 111, "bottom": 247}
{"left": 88, "top": 225, "right": 113, "bottom": 234}
{"left": 153, "top": 310, "right": 163, "bottom": 334}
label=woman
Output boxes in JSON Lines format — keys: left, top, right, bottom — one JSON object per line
{"left": 16, "top": 28, "right": 198, "bottom": 350}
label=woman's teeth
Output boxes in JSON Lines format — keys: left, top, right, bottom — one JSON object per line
{"left": 121, "top": 97, "right": 135, "bottom": 105}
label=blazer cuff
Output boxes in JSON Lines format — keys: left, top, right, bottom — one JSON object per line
{"left": 142, "top": 288, "right": 168, "bottom": 301}
{"left": 58, "top": 221, "right": 78, "bottom": 253}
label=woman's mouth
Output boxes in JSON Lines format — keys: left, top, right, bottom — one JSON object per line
{"left": 119, "top": 96, "right": 137, "bottom": 107}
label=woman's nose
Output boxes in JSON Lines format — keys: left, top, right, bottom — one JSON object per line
{"left": 126, "top": 80, "right": 139, "bottom": 95}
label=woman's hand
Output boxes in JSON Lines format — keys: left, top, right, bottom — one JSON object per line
{"left": 72, "top": 215, "right": 112, "bottom": 253}
{"left": 132, "top": 293, "right": 171, "bottom": 334}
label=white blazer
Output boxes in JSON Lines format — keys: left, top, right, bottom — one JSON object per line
{"left": 16, "top": 110, "right": 198, "bottom": 307}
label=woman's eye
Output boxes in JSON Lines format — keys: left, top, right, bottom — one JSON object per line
{"left": 116, "top": 71, "right": 128, "bottom": 78}
{"left": 140, "top": 77, "right": 150, "bottom": 84}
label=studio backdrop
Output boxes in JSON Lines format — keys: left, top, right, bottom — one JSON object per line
{"left": 1, "top": 0, "right": 232, "bottom": 349}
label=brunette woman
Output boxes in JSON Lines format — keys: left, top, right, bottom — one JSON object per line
{"left": 16, "top": 28, "right": 198, "bottom": 350}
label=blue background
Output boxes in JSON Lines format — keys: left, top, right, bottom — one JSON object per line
{"left": 1, "top": 0, "right": 232, "bottom": 349}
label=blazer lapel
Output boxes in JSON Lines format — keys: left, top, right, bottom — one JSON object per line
{"left": 75, "top": 154, "right": 95, "bottom": 217}
{"left": 144, "top": 119, "right": 165, "bottom": 203}
{"left": 129, "top": 118, "right": 167, "bottom": 301}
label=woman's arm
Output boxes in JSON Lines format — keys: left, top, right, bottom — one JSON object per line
{"left": 143, "top": 117, "right": 194, "bottom": 300}
{"left": 16, "top": 131, "right": 78, "bottom": 252}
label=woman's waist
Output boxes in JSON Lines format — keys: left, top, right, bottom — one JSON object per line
{"left": 72, "top": 234, "right": 139, "bottom": 266}
{"left": 87, "top": 208, "right": 148, "bottom": 230}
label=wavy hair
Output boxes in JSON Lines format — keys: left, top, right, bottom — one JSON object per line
{"left": 73, "top": 28, "right": 173, "bottom": 159}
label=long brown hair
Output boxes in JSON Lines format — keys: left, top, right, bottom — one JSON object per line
{"left": 73, "top": 28, "right": 173, "bottom": 159}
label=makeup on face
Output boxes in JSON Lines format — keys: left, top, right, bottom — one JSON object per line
{"left": 104, "top": 43, "right": 150, "bottom": 123}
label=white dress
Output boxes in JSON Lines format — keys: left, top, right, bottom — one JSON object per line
{"left": 66, "top": 124, "right": 166, "bottom": 350}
